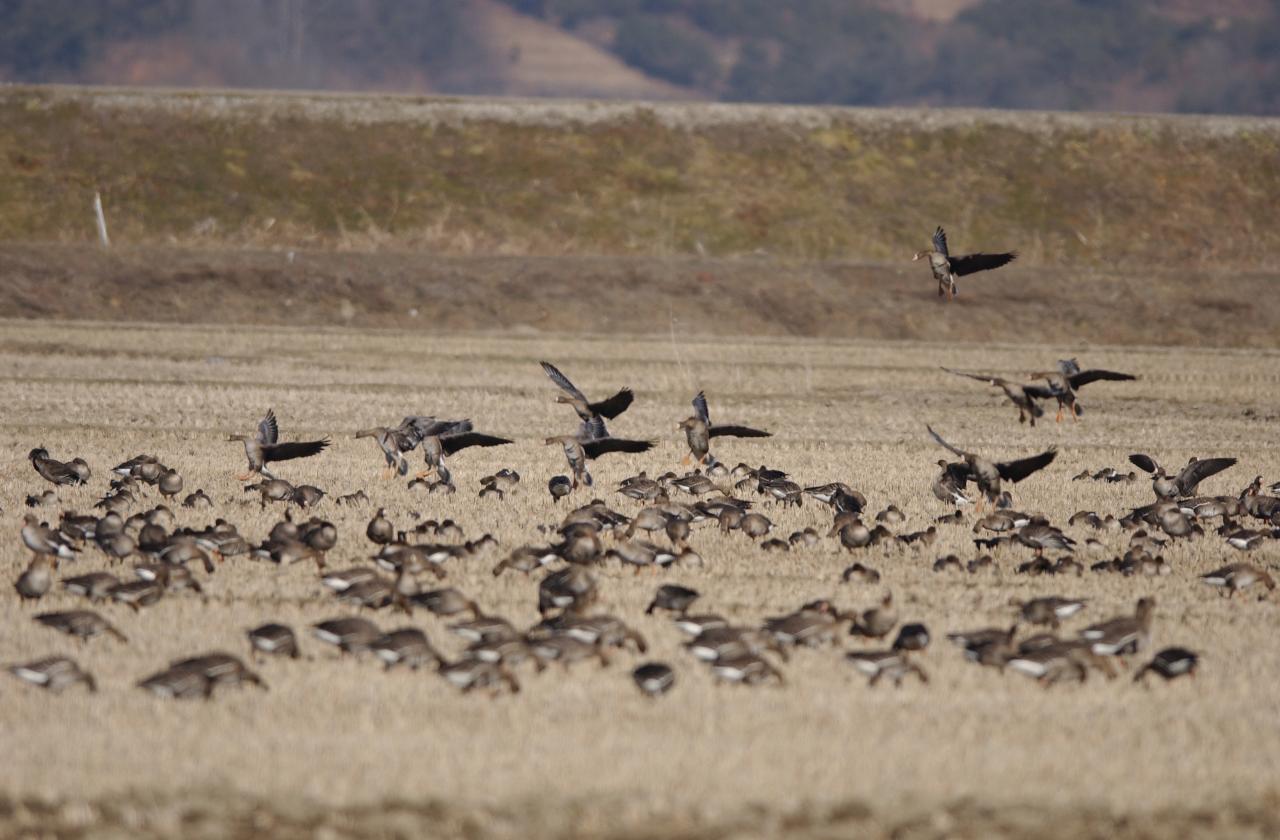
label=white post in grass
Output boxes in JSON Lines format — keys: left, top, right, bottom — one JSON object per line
{"left": 93, "top": 191, "right": 111, "bottom": 248}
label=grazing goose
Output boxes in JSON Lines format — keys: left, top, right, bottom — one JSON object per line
{"left": 9, "top": 657, "right": 96, "bottom": 693}
{"left": 545, "top": 417, "right": 654, "bottom": 489}
{"left": 710, "top": 653, "right": 784, "bottom": 686}
{"left": 35, "top": 610, "right": 128, "bottom": 643}
{"left": 632, "top": 662, "right": 676, "bottom": 697}
{"left": 1080, "top": 598, "right": 1155, "bottom": 656}
{"left": 1011, "top": 597, "right": 1086, "bottom": 629}
{"left": 927, "top": 426, "right": 1056, "bottom": 512}
{"left": 1129, "top": 454, "right": 1236, "bottom": 500}
{"left": 62, "top": 571, "right": 120, "bottom": 602}
{"left": 138, "top": 664, "right": 213, "bottom": 700}
{"left": 913, "top": 226, "right": 1016, "bottom": 300}
{"left": 1031, "top": 359, "right": 1137, "bottom": 422}
{"left": 372, "top": 628, "right": 442, "bottom": 670}
{"left": 436, "top": 656, "right": 520, "bottom": 694}
{"left": 1135, "top": 647, "right": 1199, "bottom": 682}
{"left": 645, "top": 584, "right": 700, "bottom": 616}
{"left": 678, "top": 391, "right": 771, "bottom": 466}
{"left": 947, "top": 624, "right": 1018, "bottom": 667}
{"left": 539, "top": 360, "right": 635, "bottom": 425}
{"left": 941, "top": 368, "right": 1046, "bottom": 426}
{"left": 312, "top": 617, "right": 381, "bottom": 654}
{"left": 1015, "top": 521, "right": 1077, "bottom": 556}
{"left": 169, "top": 653, "right": 266, "bottom": 692}
{"left": 410, "top": 587, "right": 481, "bottom": 618}
{"left": 247, "top": 623, "right": 300, "bottom": 661}
{"left": 1200, "top": 563, "right": 1275, "bottom": 597}
{"left": 229, "top": 410, "right": 329, "bottom": 481}
{"left": 846, "top": 650, "right": 927, "bottom": 686}
{"left": 29, "top": 448, "right": 91, "bottom": 486}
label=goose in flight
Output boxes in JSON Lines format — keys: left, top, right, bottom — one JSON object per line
{"left": 914, "top": 226, "right": 1016, "bottom": 301}
{"left": 228, "top": 409, "right": 329, "bottom": 481}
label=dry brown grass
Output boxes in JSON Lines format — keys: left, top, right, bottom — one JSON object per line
{"left": 2, "top": 320, "right": 1280, "bottom": 838}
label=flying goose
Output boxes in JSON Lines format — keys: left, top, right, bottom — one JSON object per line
{"left": 913, "top": 226, "right": 1016, "bottom": 300}
{"left": 539, "top": 360, "right": 634, "bottom": 426}
{"left": 941, "top": 368, "right": 1046, "bottom": 426}
{"left": 927, "top": 426, "right": 1056, "bottom": 511}
{"left": 545, "top": 417, "right": 654, "bottom": 489}
{"left": 1031, "top": 359, "right": 1137, "bottom": 422}
{"left": 228, "top": 409, "right": 329, "bottom": 481}
{"left": 678, "top": 392, "right": 771, "bottom": 466}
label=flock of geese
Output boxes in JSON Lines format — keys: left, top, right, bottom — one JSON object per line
{"left": 10, "top": 350, "right": 1280, "bottom": 699}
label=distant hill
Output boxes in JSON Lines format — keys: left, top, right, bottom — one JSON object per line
{"left": 1, "top": 0, "right": 1279, "bottom": 114}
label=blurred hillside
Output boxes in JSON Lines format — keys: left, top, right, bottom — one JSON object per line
{"left": 2, "top": 0, "right": 1279, "bottom": 114}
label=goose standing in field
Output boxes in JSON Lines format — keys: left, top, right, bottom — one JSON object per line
{"left": 21, "top": 514, "right": 78, "bottom": 564}
{"left": 1200, "top": 563, "right": 1275, "bottom": 598}
{"left": 9, "top": 657, "right": 97, "bottom": 693}
{"left": 913, "top": 226, "right": 1017, "bottom": 301}
{"left": 545, "top": 417, "right": 654, "bottom": 489}
{"left": 228, "top": 409, "right": 330, "bottom": 481}
{"left": 1080, "top": 597, "right": 1156, "bottom": 656}
{"left": 540, "top": 361, "right": 635, "bottom": 431}
{"left": 1129, "top": 453, "right": 1237, "bottom": 500}
{"left": 926, "top": 426, "right": 1057, "bottom": 512}
{"left": 678, "top": 391, "right": 771, "bottom": 466}
{"left": 1135, "top": 648, "right": 1199, "bottom": 682}
{"left": 1031, "top": 359, "right": 1137, "bottom": 422}
{"left": 29, "top": 448, "right": 91, "bottom": 486}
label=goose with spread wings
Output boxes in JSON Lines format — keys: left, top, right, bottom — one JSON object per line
{"left": 926, "top": 425, "right": 1056, "bottom": 511}
{"left": 941, "top": 368, "right": 1047, "bottom": 426}
{"left": 678, "top": 391, "right": 771, "bottom": 466}
{"left": 1128, "top": 453, "right": 1236, "bottom": 500}
{"left": 402, "top": 417, "right": 513, "bottom": 487}
{"left": 546, "top": 416, "right": 654, "bottom": 489}
{"left": 540, "top": 361, "right": 634, "bottom": 425}
{"left": 354, "top": 419, "right": 422, "bottom": 479}
{"left": 914, "top": 226, "right": 1017, "bottom": 301}
{"left": 229, "top": 410, "right": 330, "bottom": 481}
{"left": 1031, "top": 359, "right": 1137, "bottom": 422}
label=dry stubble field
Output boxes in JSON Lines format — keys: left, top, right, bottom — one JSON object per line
{"left": 2, "top": 318, "right": 1280, "bottom": 838}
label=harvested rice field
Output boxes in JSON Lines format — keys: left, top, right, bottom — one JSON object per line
{"left": 2, "top": 319, "right": 1280, "bottom": 839}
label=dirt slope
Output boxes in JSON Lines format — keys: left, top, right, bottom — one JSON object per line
{"left": 1, "top": 244, "right": 1275, "bottom": 347}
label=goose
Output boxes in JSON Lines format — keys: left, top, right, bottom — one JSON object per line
{"left": 9, "top": 657, "right": 96, "bottom": 693}
{"left": 913, "top": 226, "right": 1016, "bottom": 300}
{"left": 1135, "top": 647, "right": 1199, "bottom": 682}
{"left": 21, "top": 515, "right": 78, "bottom": 564}
{"left": 1011, "top": 597, "right": 1087, "bottom": 629}
{"left": 1129, "top": 454, "right": 1236, "bottom": 500}
{"left": 1080, "top": 598, "right": 1155, "bottom": 655}
{"left": 1201, "top": 563, "right": 1274, "bottom": 597}
{"left": 371, "top": 628, "right": 441, "bottom": 670}
{"left": 1030, "top": 359, "right": 1137, "bottom": 422}
{"left": 312, "top": 617, "right": 381, "bottom": 654}
{"left": 545, "top": 417, "right": 654, "bottom": 489}
{"left": 678, "top": 391, "right": 771, "bottom": 466}
{"left": 941, "top": 368, "right": 1046, "bottom": 425}
{"left": 645, "top": 584, "right": 700, "bottom": 616}
{"left": 228, "top": 409, "right": 329, "bottom": 481}
{"left": 927, "top": 426, "right": 1056, "bottom": 512}
{"left": 539, "top": 360, "right": 634, "bottom": 425}
{"left": 710, "top": 653, "right": 784, "bottom": 685}
{"left": 35, "top": 610, "right": 127, "bottom": 642}
{"left": 632, "top": 662, "right": 676, "bottom": 697}
{"left": 247, "top": 623, "right": 300, "bottom": 661}
{"left": 29, "top": 448, "right": 91, "bottom": 486}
